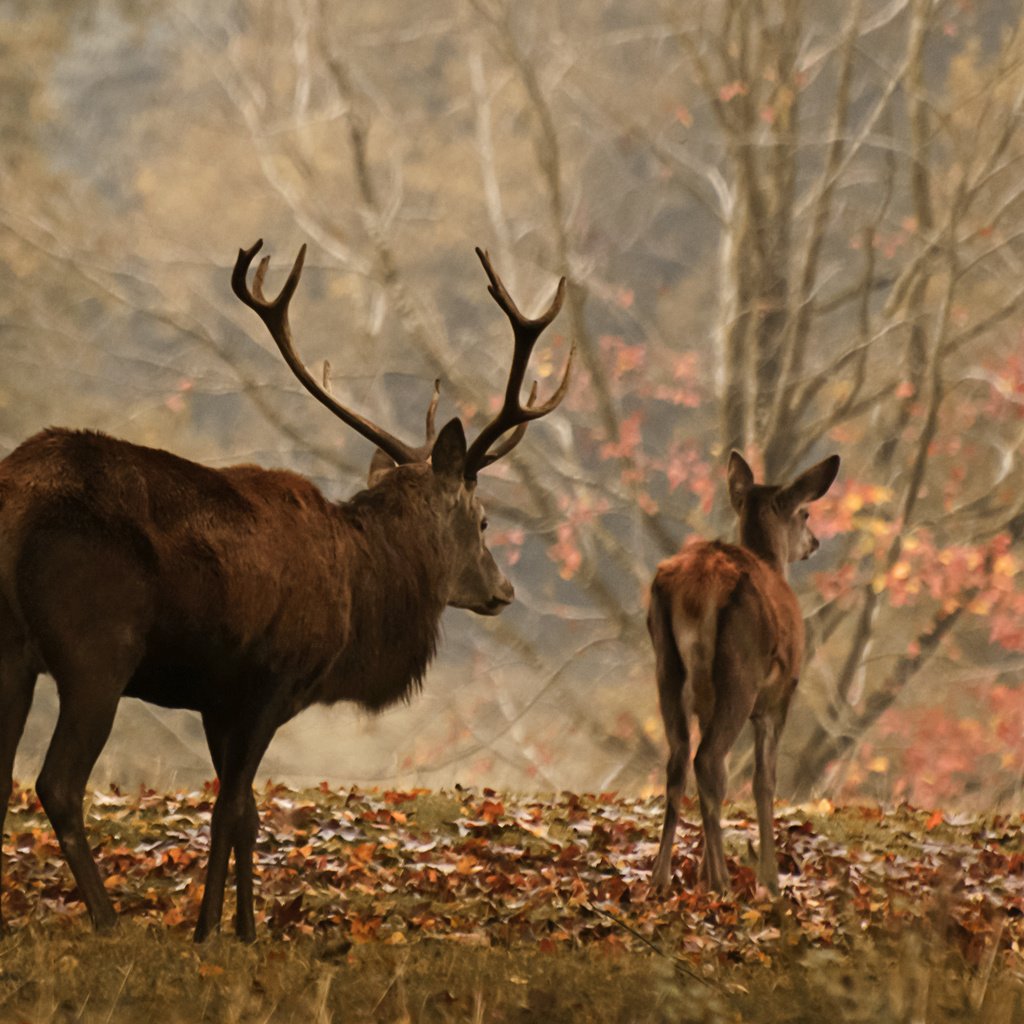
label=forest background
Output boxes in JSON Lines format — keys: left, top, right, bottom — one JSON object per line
{"left": 3, "top": 0, "right": 1024, "bottom": 811}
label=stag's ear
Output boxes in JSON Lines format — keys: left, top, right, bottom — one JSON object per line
{"left": 779, "top": 454, "right": 841, "bottom": 510}
{"left": 431, "top": 418, "right": 467, "bottom": 482}
{"left": 367, "top": 449, "right": 396, "bottom": 488}
{"left": 727, "top": 451, "right": 756, "bottom": 513}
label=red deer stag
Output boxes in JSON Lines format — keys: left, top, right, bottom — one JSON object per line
{"left": 0, "top": 239, "right": 572, "bottom": 942}
{"left": 648, "top": 451, "right": 839, "bottom": 895}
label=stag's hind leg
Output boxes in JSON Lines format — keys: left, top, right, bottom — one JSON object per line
{"left": 19, "top": 528, "right": 154, "bottom": 931}
{"left": 0, "top": 610, "right": 39, "bottom": 933}
{"left": 36, "top": 687, "right": 125, "bottom": 930}
{"left": 648, "top": 588, "right": 690, "bottom": 892}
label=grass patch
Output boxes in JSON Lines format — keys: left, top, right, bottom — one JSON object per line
{"left": 0, "top": 920, "right": 1019, "bottom": 1023}
{"left": 0, "top": 785, "right": 1021, "bottom": 1021}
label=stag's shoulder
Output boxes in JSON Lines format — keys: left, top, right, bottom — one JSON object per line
{"left": 221, "top": 463, "right": 331, "bottom": 513}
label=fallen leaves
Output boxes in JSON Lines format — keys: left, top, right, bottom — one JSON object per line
{"left": 2, "top": 784, "right": 1021, "bottom": 972}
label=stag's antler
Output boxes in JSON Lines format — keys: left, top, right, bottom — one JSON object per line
{"left": 463, "top": 249, "right": 574, "bottom": 480}
{"left": 232, "top": 240, "right": 424, "bottom": 467}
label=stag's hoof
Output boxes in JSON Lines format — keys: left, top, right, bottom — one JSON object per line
{"left": 92, "top": 910, "right": 119, "bottom": 934}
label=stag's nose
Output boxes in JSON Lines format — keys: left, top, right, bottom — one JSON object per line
{"left": 481, "top": 577, "right": 514, "bottom": 614}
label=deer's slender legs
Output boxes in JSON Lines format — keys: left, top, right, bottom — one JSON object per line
{"left": 199, "top": 712, "right": 263, "bottom": 943}
{"left": 752, "top": 696, "right": 792, "bottom": 895}
{"left": 693, "top": 653, "right": 756, "bottom": 892}
{"left": 650, "top": 593, "right": 690, "bottom": 892}
{"left": 16, "top": 529, "right": 155, "bottom": 931}
{"left": 194, "top": 710, "right": 278, "bottom": 944}
{"left": 36, "top": 687, "right": 124, "bottom": 931}
{"left": 0, "top": 630, "right": 37, "bottom": 932}
{"left": 653, "top": 723, "right": 690, "bottom": 892}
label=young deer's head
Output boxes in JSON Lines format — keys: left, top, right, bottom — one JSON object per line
{"left": 727, "top": 451, "right": 840, "bottom": 573}
{"left": 233, "top": 240, "right": 573, "bottom": 618}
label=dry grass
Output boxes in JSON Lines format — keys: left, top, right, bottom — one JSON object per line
{"left": 0, "top": 918, "right": 1019, "bottom": 1023}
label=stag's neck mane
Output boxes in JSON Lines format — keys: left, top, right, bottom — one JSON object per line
{"left": 317, "top": 465, "right": 450, "bottom": 711}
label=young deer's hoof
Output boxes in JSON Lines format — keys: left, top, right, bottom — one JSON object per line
{"left": 650, "top": 859, "right": 673, "bottom": 895}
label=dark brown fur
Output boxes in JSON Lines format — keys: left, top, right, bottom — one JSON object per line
{"left": 0, "top": 239, "right": 571, "bottom": 945}
{"left": 0, "top": 428, "right": 473, "bottom": 941}
{"left": 1, "top": 428, "right": 448, "bottom": 712}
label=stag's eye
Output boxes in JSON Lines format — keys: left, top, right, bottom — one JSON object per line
{"left": 480, "top": 518, "right": 489, "bottom": 533}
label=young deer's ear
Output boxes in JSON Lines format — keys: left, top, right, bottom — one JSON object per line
{"left": 727, "top": 451, "right": 756, "bottom": 513}
{"left": 431, "top": 418, "right": 467, "bottom": 482}
{"left": 367, "top": 449, "right": 396, "bottom": 488}
{"left": 780, "top": 454, "right": 840, "bottom": 509}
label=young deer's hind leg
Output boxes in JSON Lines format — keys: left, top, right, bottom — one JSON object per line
{"left": 651, "top": 659, "right": 689, "bottom": 891}
{"left": 692, "top": 645, "right": 757, "bottom": 893}
{"left": 649, "top": 585, "right": 693, "bottom": 892}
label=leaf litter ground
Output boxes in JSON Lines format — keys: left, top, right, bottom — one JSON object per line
{"left": 0, "top": 783, "right": 1022, "bottom": 1022}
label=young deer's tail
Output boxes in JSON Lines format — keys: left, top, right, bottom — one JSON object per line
{"left": 650, "top": 558, "right": 725, "bottom": 729}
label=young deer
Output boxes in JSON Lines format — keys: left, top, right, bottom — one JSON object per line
{"left": 648, "top": 451, "right": 839, "bottom": 895}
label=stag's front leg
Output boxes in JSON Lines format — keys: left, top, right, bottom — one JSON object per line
{"left": 194, "top": 712, "right": 277, "bottom": 943}
{"left": 194, "top": 780, "right": 262, "bottom": 942}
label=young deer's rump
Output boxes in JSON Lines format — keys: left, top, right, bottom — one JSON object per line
{"left": 648, "top": 451, "right": 839, "bottom": 895}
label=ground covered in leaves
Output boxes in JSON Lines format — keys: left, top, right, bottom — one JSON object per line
{"left": 0, "top": 784, "right": 1022, "bottom": 1022}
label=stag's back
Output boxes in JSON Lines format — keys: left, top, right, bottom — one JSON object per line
{"left": 0, "top": 428, "right": 456, "bottom": 714}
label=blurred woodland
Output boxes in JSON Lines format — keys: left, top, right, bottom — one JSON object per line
{"left": 2, "top": 0, "right": 1024, "bottom": 808}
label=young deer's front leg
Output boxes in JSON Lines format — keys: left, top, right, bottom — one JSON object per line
{"left": 751, "top": 691, "right": 793, "bottom": 895}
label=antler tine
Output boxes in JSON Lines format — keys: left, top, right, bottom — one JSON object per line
{"left": 424, "top": 379, "right": 441, "bottom": 445}
{"left": 232, "top": 240, "right": 421, "bottom": 467}
{"left": 463, "top": 249, "right": 573, "bottom": 479}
